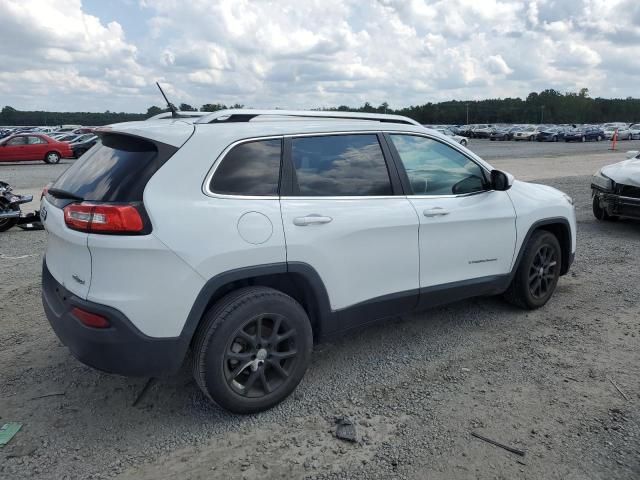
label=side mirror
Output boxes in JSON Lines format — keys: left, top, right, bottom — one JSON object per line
{"left": 491, "top": 170, "right": 513, "bottom": 191}
{"left": 625, "top": 150, "right": 639, "bottom": 159}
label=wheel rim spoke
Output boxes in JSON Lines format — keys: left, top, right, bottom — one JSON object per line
{"left": 224, "top": 313, "right": 298, "bottom": 398}
{"left": 270, "top": 349, "right": 297, "bottom": 361}
{"left": 268, "top": 359, "right": 290, "bottom": 379}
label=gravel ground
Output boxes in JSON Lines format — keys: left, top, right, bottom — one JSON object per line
{"left": 0, "top": 144, "right": 638, "bottom": 480}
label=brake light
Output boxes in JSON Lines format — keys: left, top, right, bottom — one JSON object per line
{"left": 64, "top": 203, "right": 145, "bottom": 234}
{"left": 71, "top": 307, "right": 110, "bottom": 328}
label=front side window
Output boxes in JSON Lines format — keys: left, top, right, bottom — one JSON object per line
{"left": 291, "top": 134, "right": 392, "bottom": 196}
{"left": 211, "top": 139, "right": 282, "bottom": 196}
{"left": 389, "top": 134, "right": 488, "bottom": 196}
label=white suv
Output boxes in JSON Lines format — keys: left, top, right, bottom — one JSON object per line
{"left": 41, "top": 110, "right": 576, "bottom": 413}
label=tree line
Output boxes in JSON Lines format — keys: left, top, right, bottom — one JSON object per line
{"left": 2, "top": 89, "right": 639, "bottom": 127}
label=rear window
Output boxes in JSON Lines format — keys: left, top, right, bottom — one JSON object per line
{"left": 210, "top": 139, "right": 282, "bottom": 196}
{"left": 52, "top": 134, "right": 176, "bottom": 202}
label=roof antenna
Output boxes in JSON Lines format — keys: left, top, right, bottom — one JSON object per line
{"left": 156, "top": 82, "right": 179, "bottom": 118}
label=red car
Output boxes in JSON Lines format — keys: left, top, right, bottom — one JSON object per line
{"left": 0, "top": 134, "right": 73, "bottom": 164}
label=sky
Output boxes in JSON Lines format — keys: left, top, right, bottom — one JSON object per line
{"left": 0, "top": 0, "right": 639, "bottom": 113}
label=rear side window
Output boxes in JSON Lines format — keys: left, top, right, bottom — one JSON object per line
{"left": 290, "top": 134, "right": 392, "bottom": 196}
{"left": 52, "top": 134, "right": 176, "bottom": 202}
{"left": 210, "top": 139, "right": 282, "bottom": 196}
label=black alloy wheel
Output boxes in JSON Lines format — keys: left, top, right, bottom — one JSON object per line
{"left": 193, "top": 286, "right": 313, "bottom": 414}
{"left": 528, "top": 245, "right": 558, "bottom": 300}
{"left": 223, "top": 313, "right": 299, "bottom": 398}
{"left": 504, "top": 230, "right": 562, "bottom": 309}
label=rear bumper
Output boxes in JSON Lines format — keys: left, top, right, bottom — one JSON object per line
{"left": 42, "top": 260, "right": 186, "bottom": 377}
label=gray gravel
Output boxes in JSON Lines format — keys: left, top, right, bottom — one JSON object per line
{"left": 0, "top": 145, "right": 638, "bottom": 479}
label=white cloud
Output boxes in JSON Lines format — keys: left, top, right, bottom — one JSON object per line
{"left": 0, "top": 0, "right": 638, "bottom": 112}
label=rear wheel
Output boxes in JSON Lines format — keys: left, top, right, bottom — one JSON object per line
{"left": 192, "top": 287, "right": 313, "bottom": 414}
{"left": 460, "top": 139, "right": 467, "bottom": 147}
{"left": 44, "top": 151, "right": 61, "bottom": 164}
{"left": 581, "top": 136, "right": 586, "bottom": 143}
{"left": 504, "top": 231, "right": 561, "bottom": 309}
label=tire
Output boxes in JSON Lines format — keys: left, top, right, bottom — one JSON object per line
{"left": 597, "top": 135, "right": 602, "bottom": 142}
{"left": 552, "top": 136, "right": 558, "bottom": 142}
{"left": 44, "top": 151, "right": 61, "bottom": 164}
{"left": 0, "top": 216, "right": 18, "bottom": 232}
{"left": 592, "top": 195, "right": 618, "bottom": 221}
{"left": 581, "top": 136, "right": 586, "bottom": 143}
{"left": 504, "top": 230, "right": 561, "bottom": 310}
{"left": 192, "top": 286, "right": 313, "bottom": 414}
{"left": 529, "top": 136, "right": 534, "bottom": 141}
{"left": 460, "top": 139, "right": 467, "bottom": 147}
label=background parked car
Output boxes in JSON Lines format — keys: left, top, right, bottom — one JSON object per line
{"left": 630, "top": 124, "right": 640, "bottom": 140}
{"left": 471, "top": 124, "right": 493, "bottom": 138}
{"left": 603, "top": 123, "right": 632, "bottom": 140}
{"left": 0, "top": 134, "right": 73, "bottom": 164}
{"left": 70, "top": 134, "right": 99, "bottom": 157}
{"left": 536, "top": 126, "right": 566, "bottom": 142}
{"left": 513, "top": 125, "right": 539, "bottom": 141}
{"left": 436, "top": 128, "right": 468, "bottom": 146}
{"left": 564, "top": 126, "right": 604, "bottom": 142}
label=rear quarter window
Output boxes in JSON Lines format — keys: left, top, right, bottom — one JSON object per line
{"left": 52, "top": 134, "right": 177, "bottom": 202}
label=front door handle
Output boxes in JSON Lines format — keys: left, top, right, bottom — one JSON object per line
{"left": 293, "top": 214, "right": 333, "bottom": 226}
{"left": 423, "top": 207, "right": 450, "bottom": 217}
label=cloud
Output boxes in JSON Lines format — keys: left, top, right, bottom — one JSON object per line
{"left": 0, "top": 0, "right": 638, "bottom": 112}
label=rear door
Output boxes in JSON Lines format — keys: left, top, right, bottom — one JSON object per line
{"left": 279, "top": 133, "right": 419, "bottom": 330}
{"left": 27, "top": 135, "right": 49, "bottom": 160}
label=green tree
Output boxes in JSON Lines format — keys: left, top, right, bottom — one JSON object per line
{"left": 179, "top": 103, "right": 196, "bottom": 111}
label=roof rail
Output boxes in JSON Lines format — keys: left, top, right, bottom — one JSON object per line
{"left": 193, "top": 109, "right": 421, "bottom": 126}
{"left": 147, "top": 111, "right": 209, "bottom": 121}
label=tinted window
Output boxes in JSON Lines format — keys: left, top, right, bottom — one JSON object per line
{"left": 7, "top": 136, "right": 27, "bottom": 145}
{"left": 291, "top": 134, "right": 392, "bottom": 196}
{"left": 52, "top": 134, "right": 175, "bottom": 202}
{"left": 389, "top": 135, "right": 488, "bottom": 196}
{"left": 211, "top": 139, "right": 282, "bottom": 196}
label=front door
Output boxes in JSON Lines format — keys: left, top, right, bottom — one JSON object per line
{"left": 2, "top": 136, "right": 28, "bottom": 161}
{"left": 279, "top": 133, "right": 420, "bottom": 332}
{"left": 385, "top": 133, "right": 517, "bottom": 294}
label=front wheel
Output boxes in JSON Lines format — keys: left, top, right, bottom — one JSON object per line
{"left": 44, "top": 151, "right": 61, "bottom": 164}
{"left": 592, "top": 195, "right": 618, "bottom": 221}
{"left": 504, "top": 231, "right": 561, "bottom": 309}
{"left": 0, "top": 216, "right": 18, "bottom": 232}
{"left": 192, "top": 287, "right": 313, "bottom": 414}
{"left": 460, "top": 139, "right": 467, "bottom": 147}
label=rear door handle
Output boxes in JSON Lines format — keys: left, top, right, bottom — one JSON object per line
{"left": 423, "top": 207, "right": 450, "bottom": 217}
{"left": 293, "top": 214, "right": 333, "bottom": 226}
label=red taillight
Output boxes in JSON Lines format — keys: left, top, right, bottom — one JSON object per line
{"left": 64, "top": 203, "right": 145, "bottom": 234}
{"left": 71, "top": 307, "right": 110, "bottom": 329}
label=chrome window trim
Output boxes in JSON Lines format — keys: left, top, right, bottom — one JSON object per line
{"left": 202, "top": 130, "right": 494, "bottom": 200}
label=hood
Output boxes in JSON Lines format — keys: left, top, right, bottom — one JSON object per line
{"left": 601, "top": 157, "right": 640, "bottom": 187}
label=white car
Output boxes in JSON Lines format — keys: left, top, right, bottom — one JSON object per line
{"left": 592, "top": 150, "right": 640, "bottom": 220}
{"left": 513, "top": 125, "right": 539, "bottom": 141}
{"left": 602, "top": 123, "right": 632, "bottom": 140}
{"left": 41, "top": 110, "right": 576, "bottom": 413}
{"left": 436, "top": 128, "right": 468, "bottom": 146}
{"left": 629, "top": 124, "right": 640, "bottom": 140}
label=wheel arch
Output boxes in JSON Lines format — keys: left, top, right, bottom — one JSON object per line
{"left": 514, "top": 218, "right": 573, "bottom": 277}
{"left": 179, "top": 263, "right": 332, "bottom": 354}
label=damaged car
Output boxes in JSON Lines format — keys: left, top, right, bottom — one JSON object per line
{"left": 592, "top": 150, "right": 640, "bottom": 221}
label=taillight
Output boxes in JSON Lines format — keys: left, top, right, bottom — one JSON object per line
{"left": 64, "top": 203, "right": 145, "bottom": 234}
{"left": 71, "top": 307, "right": 110, "bottom": 328}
